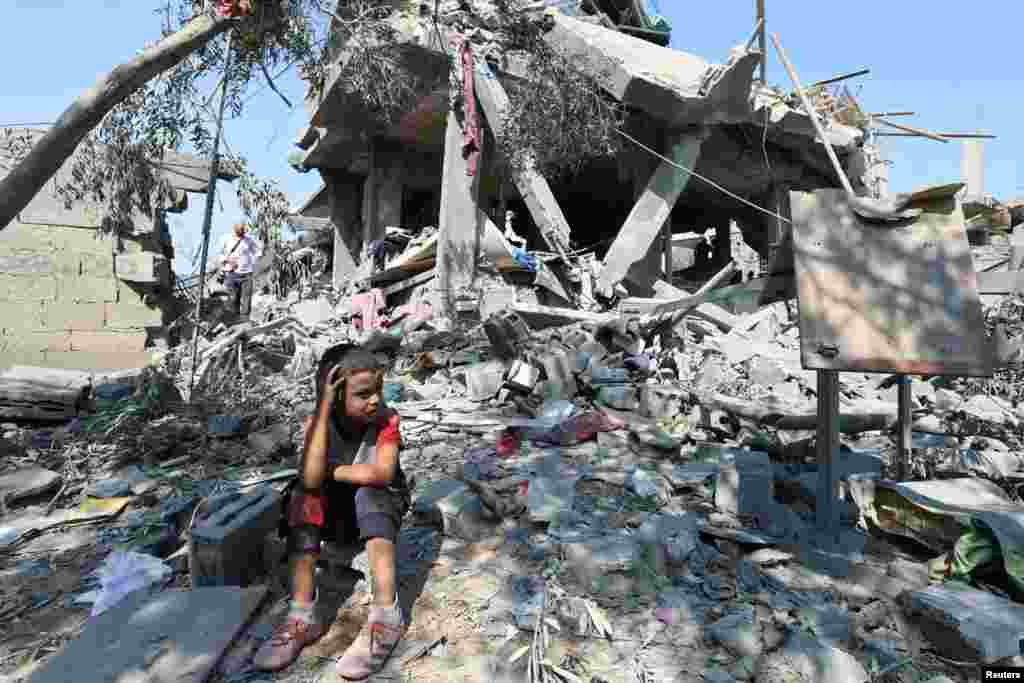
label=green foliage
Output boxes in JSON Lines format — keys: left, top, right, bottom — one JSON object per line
{"left": 25, "top": 0, "right": 626, "bottom": 248}
{"left": 27, "top": 0, "right": 333, "bottom": 241}
{"left": 495, "top": 34, "right": 625, "bottom": 181}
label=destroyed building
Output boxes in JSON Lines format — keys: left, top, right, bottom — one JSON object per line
{"left": 284, "top": 1, "right": 887, "bottom": 325}
{"left": 0, "top": 129, "right": 237, "bottom": 373}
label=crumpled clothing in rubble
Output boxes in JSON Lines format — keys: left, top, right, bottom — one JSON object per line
{"left": 349, "top": 288, "right": 386, "bottom": 330}
{"left": 460, "top": 40, "right": 480, "bottom": 177}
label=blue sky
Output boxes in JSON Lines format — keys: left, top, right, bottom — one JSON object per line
{"left": 1, "top": 1, "right": 1020, "bottom": 276}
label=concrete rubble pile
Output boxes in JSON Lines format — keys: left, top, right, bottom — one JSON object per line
{"left": 3, "top": 1, "right": 1024, "bottom": 681}
{"left": 3, "top": 270, "right": 1024, "bottom": 682}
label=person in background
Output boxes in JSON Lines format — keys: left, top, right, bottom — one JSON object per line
{"left": 220, "top": 222, "right": 260, "bottom": 323}
{"left": 252, "top": 343, "right": 410, "bottom": 680}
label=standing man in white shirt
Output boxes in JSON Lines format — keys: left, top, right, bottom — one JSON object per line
{"left": 220, "top": 222, "right": 260, "bottom": 323}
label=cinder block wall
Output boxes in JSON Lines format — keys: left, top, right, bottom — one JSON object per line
{"left": 0, "top": 221, "right": 164, "bottom": 372}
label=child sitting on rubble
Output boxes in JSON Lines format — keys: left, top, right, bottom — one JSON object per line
{"left": 254, "top": 343, "right": 411, "bottom": 679}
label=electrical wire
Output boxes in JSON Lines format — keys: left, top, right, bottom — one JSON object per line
{"left": 615, "top": 128, "right": 791, "bottom": 224}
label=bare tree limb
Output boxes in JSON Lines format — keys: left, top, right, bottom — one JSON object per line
{"left": 259, "top": 59, "right": 293, "bottom": 108}
{"left": 0, "top": 10, "right": 236, "bottom": 231}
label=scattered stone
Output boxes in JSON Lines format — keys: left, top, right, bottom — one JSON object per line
{"left": 85, "top": 479, "right": 133, "bottom": 499}
{"left": 414, "top": 479, "right": 501, "bottom": 542}
{"left": 706, "top": 605, "right": 762, "bottom": 657}
{"left": 246, "top": 423, "right": 293, "bottom": 459}
{"left": 899, "top": 582, "right": 1024, "bottom": 662}
{"left": 208, "top": 415, "right": 243, "bottom": 437}
{"left": 0, "top": 466, "right": 61, "bottom": 505}
{"left": 745, "top": 548, "right": 793, "bottom": 567}
{"left": 754, "top": 632, "right": 868, "bottom": 683}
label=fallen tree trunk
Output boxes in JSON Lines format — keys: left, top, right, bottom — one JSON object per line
{"left": 0, "top": 11, "right": 233, "bottom": 231}
{"left": 0, "top": 366, "right": 92, "bottom": 421}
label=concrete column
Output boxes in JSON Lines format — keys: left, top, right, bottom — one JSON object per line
{"left": 436, "top": 110, "right": 483, "bottom": 317}
{"left": 362, "top": 141, "right": 377, "bottom": 249}
{"left": 606, "top": 129, "right": 705, "bottom": 294}
{"left": 323, "top": 170, "right": 361, "bottom": 288}
{"left": 376, "top": 146, "right": 404, "bottom": 233}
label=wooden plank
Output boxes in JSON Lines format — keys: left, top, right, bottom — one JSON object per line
{"left": 790, "top": 188, "right": 992, "bottom": 376}
{"left": 27, "top": 586, "right": 267, "bottom": 683}
{"left": 383, "top": 268, "right": 436, "bottom": 297}
{"left": 598, "top": 131, "right": 705, "bottom": 293}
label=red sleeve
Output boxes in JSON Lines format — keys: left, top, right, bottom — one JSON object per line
{"left": 376, "top": 410, "right": 401, "bottom": 447}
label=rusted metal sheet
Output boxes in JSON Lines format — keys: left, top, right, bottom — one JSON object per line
{"left": 790, "top": 187, "right": 993, "bottom": 376}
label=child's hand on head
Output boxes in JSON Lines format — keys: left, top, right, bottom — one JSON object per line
{"left": 321, "top": 364, "right": 346, "bottom": 406}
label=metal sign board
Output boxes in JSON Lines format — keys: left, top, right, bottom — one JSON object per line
{"left": 791, "top": 187, "right": 993, "bottom": 376}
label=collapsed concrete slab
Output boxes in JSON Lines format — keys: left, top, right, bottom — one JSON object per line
{"left": 542, "top": 14, "right": 759, "bottom": 127}
{"left": 27, "top": 586, "right": 267, "bottom": 683}
{"left": 900, "top": 582, "right": 1024, "bottom": 663}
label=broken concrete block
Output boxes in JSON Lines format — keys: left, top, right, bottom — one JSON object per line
{"left": 207, "top": 414, "right": 242, "bottom": 437}
{"left": 961, "top": 394, "right": 1012, "bottom": 426}
{"left": 115, "top": 252, "right": 169, "bottom": 285}
{"left": 562, "top": 533, "right": 655, "bottom": 589}
{"left": 462, "top": 360, "right": 507, "bottom": 401}
{"left": 0, "top": 466, "right": 61, "bottom": 505}
{"left": 638, "top": 384, "right": 685, "bottom": 420}
{"left": 715, "top": 456, "right": 774, "bottom": 516}
{"left": 542, "top": 13, "right": 758, "bottom": 127}
{"left": 596, "top": 384, "right": 639, "bottom": 410}
{"left": 899, "top": 582, "right": 1024, "bottom": 663}
{"left": 292, "top": 296, "right": 335, "bottom": 329}
{"left": 636, "top": 513, "right": 698, "bottom": 564}
{"left": 483, "top": 310, "right": 532, "bottom": 360}
{"left": 754, "top": 632, "right": 868, "bottom": 683}
{"left": 413, "top": 479, "right": 500, "bottom": 542}
{"left": 247, "top": 423, "right": 293, "bottom": 459}
{"left": 85, "top": 478, "right": 134, "bottom": 498}
{"left": 629, "top": 468, "right": 659, "bottom": 498}
{"left": 747, "top": 356, "right": 788, "bottom": 386}
{"left": 706, "top": 605, "right": 762, "bottom": 658}
{"left": 527, "top": 473, "right": 576, "bottom": 523}
{"left": 535, "top": 345, "right": 578, "bottom": 401}
{"left": 189, "top": 487, "right": 282, "bottom": 588}
{"left": 27, "top": 585, "right": 267, "bottom": 683}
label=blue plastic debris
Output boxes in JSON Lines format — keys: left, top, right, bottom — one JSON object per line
{"left": 86, "top": 479, "right": 133, "bottom": 498}
{"left": 93, "top": 383, "right": 133, "bottom": 402}
{"left": 511, "top": 247, "right": 538, "bottom": 272}
{"left": 208, "top": 415, "right": 243, "bottom": 436}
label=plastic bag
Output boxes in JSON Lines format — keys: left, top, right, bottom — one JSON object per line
{"left": 90, "top": 551, "right": 172, "bottom": 617}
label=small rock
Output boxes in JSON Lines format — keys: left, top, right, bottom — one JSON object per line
{"left": 745, "top": 548, "right": 793, "bottom": 567}
{"left": 629, "top": 468, "right": 659, "bottom": 498}
{"left": 706, "top": 605, "right": 762, "bottom": 657}
{"left": 934, "top": 388, "right": 962, "bottom": 412}
{"left": 755, "top": 632, "right": 868, "bottom": 683}
{"left": 86, "top": 479, "right": 133, "bottom": 498}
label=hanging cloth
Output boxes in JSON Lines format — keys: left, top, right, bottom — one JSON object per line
{"left": 460, "top": 41, "right": 481, "bottom": 177}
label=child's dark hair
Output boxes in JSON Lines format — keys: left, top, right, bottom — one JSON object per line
{"left": 314, "top": 343, "right": 384, "bottom": 404}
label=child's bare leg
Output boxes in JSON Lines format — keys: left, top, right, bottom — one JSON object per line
{"left": 291, "top": 551, "right": 318, "bottom": 604}
{"left": 366, "top": 538, "right": 397, "bottom": 607}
